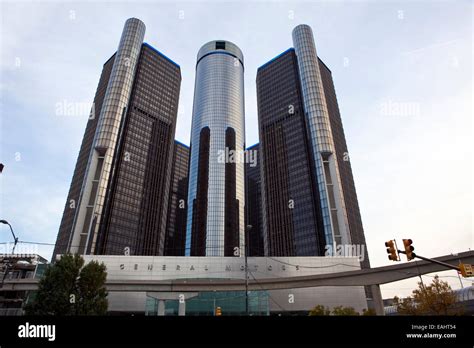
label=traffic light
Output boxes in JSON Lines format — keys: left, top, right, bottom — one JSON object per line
{"left": 403, "top": 239, "right": 415, "bottom": 261}
{"left": 385, "top": 240, "right": 399, "bottom": 261}
{"left": 215, "top": 306, "right": 222, "bottom": 316}
{"left": 459, "top": 263, "right": 473, "bottom": 277}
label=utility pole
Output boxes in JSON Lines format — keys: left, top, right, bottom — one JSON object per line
{"left": 213, "top": 297, "right": 216, "bottom": 316}
{"left": 245, "top": 225, "right": 252, "bottom": 316}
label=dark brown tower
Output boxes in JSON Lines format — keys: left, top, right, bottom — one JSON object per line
{"left": 245, "top": 144, "right": 264, "bottom": 256}
{"left": 53, "top": 54, "right": 116, "bottom": 258}
{"left": 164, "top": 141, "right": 190, "bottom": 256}
{"left": 96, "top": 44, "right": 181, "bottom": 255}
{"left": 257, "top": 49, "right": 326, "bottom": 256}
{"left": 54, "top": 38, "right": 181, "bottom": 258}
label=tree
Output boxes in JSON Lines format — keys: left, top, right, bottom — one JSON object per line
{"left": 393, "top": 275, "right": 461, "bottom": 315}
{"left": 25, "top": 254, "right": 108, "bottom": 315}
{"left": 331, "top": 306, "right": 359, "bottom": 316}
{"left": 362, "top": 308, "right": 376, "bottom": 316}
{"left": 308, "top": 305, "right": 331, "bottom": 316}
{"left": 76, "top": 260, "right": 108, "bottom": 315}
{"left": 393, "top": 296, "right": 419, "bottom": 315}
{"left": 308, "top": 305, "right": 360, "bottom": 316}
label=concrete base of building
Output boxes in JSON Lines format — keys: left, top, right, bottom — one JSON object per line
{"left": 83, "top": 255, "right": 369, "bottom": 315}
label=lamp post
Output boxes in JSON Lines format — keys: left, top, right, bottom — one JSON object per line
{"left": 0, "top": 220, "right": 18, "bottom": 254}
{"left": 245, "top": 224, "right": 252, "bottom": 316}
{"left": 0, "top": 220, "right": 18, "bottom": 288}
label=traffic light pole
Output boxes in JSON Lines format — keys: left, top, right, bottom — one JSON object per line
{"left": 245, "top": 233, "right": 249, "bottom": 316}
{"left": 397, "top": 250, "right": 461, "bottom": 272}
{"left": 244, "top": 225, "right": 252, "bottom": 316}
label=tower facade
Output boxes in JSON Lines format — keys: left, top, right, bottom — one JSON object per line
{"left": 54, "top": 18, "right": 181, "bottom": 257}
{"left": 164, "top": 141, "right": 190, "bottom": 256}
{"left": 257, "top": 24, "right": 368, "bottom": 263}
{"left": 257, "top": 48, "right": 326, "bottom": 256}
{"left": 185, "top": 41, "right": 245, "bottom": 256}
{"left": 318, "top": 57, "right": 370, "bottom": 268}
{"left": 245, "top": 144, "right": 264, "bottom": 256}
{"left": 292, "top": 24, "right": 352, "bottom": 250}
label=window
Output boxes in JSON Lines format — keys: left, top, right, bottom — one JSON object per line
{"left": 216, "top": 41, "right": 226, "bottom": 50}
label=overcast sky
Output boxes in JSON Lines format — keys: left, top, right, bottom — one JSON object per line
{"left": 1, "top": 0, "right": 472, "bottom": 299}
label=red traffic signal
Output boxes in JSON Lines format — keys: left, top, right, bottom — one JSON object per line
{"left": 459, "top": 263, "right": 473, "bottom": 277}
{"left": 385, "top": 240, "right": 399, "bottom": 261}
{"left": 402, "top": 239, "right": 415, "bottom": 261}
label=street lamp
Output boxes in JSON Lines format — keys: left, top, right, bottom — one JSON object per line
{"left": 1, "top": 220, "right": 18, "bottom": 287}
{"left": 0, "top": 220, "right": 18, "bottom": 254}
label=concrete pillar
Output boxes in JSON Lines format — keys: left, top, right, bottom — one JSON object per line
{"left": 146, "top": 292, "right": 198, "bottom": 316}
{"left": 157, "top": 300, "right": 165, "bottom": 316}
{"left": 178, "top": 300, "right": 186, "bottom": 316}
{"left": 371, "top": 284, "right": 384, "bottom": 316}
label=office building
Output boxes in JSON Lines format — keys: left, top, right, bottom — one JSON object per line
{"left": 54, "top": 18, "right": 181, "bottom": 257}
{"left": 185, "top": 41, "right": 245, "bottom": 257}
{"left": 257, "top": 47, "right": 326, "bottom": 256}
{"left": 164, "top": 141, "right": 190, "bottom": 256}
{"left": 0, "top": 254, "right": 48, "bottom": 316}
{"left": 244, "top": 144, "right": 264, "bottom": 256}
{"left": 256, "top": 24, "right": 369, "bottom": 266}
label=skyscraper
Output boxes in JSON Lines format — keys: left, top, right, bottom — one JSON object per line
{"left": 245, "top": 144, "right": 264, "bottom": 256}
{"left": 257, "top": 48, "right": 326, "bottom": 256}
{"left": 54, "top": 18, "right": 181, "bottom": 257}
{"left": 256, "top": 24, "right": 369, "bottom": 265}
{"left": 292, "top": 24, "right": 352, "bottom": 250}
{"left": 318, "top": 58, "right": 370, "bottom": 269}
{"left": 185, "top": 41, "right": 245, "bottom": 257}
{"left": 164, "top": 141, "right": 190, "bottom": 256}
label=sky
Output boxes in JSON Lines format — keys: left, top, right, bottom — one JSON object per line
{"left": 0, "top": 0, "right": 472, "bottom": 300}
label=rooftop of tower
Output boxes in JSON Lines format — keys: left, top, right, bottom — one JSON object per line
{"left": 102, "top": 42, "right": 180, "bottom": 69}
{"left": 143, "top": 42, "right": 180, "bottom": 68}
{"left": 196, "top": 40, "right": 244, "bottom": 67}
{"left": 257, "top": 48, "right": 295, "bottom": 71}
{"left": 257, "top": 47, "right": 332, "bottom": 73}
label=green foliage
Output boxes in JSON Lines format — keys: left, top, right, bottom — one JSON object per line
{"left": 393, "top": 275, "right": 461, "bottom": 315}
{"left": 76, "top": 260, "right": 108, "bottom": 315}
{"left": 362, "top": 308, "right": 376, "bottom": 316}
{"left": 309, "top": 305, "right": 360, "bottom": 316}
{"left": 332, "top": 305, "right": 360, "bottom": 316}
{"left": 393, "top": 296, "right": 419, "bottom": 315}
{"left": 308, "top": 304, "right": 331, "bottom": 316}
{"left": 25, "top": 254, "right": 108, "bottom": 315}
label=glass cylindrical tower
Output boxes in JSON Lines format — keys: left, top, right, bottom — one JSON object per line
{"left": 292, "top": 24, "right": 351, "bottom": 248}
{"left": 185, "top": 40, "right": 245, "bottom": 256}
{"left": 68, "top": 18, "right": 146, "bottom": 254}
